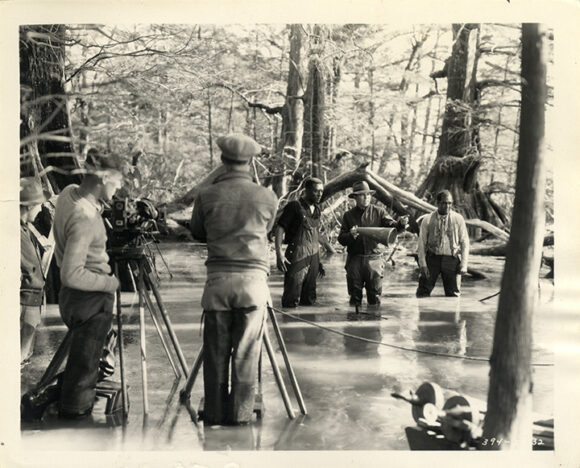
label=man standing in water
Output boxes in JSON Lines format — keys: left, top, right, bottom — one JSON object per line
{"left": 275, "top": 177, "right": 324, "bottom": 308}
{"left": 338, "top": 181, "right": 408, "bottom": 307}
{"left": 190, "top": 134, "right": 278, "bottom": 426}
{"left": 416, "top": 190, "right": 470, "bottom": 297}
{"left": 52, "top": 152, "right": 123, "bottom": 419}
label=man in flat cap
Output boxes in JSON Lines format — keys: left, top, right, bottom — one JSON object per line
{"left": 338, "top": 181, "right": 408, "bottom": 307}
{"left": 275, "top": 177, "right": 324, "bottom": 307}
{"left": 51, "top": 151, "right": 123, "bottom": 419}
{"left": 416, "top": 190, "right": 469, "bottom": 297}
{"left": 190, "top": 133, "right": 278, "bottom": 426}
{"left": 20, "top": 177, "right": 47, "bottom": 364}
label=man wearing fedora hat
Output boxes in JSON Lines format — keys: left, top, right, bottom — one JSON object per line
{"left": 50, "top": 151, "right": 123, "bottom": 419}
{"left": 20, "top": 177, "right": 47, "bottom": 364}
{"left": 338, "top": 181, "right": 408, "bottom": 307}
{"left": 191, "top": 133, "right": 278, "bottom": 426}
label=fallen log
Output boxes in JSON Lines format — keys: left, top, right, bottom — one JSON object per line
{"left": 166, "top": 162, "right": 540, "bottom": 246}
{"left": 322, "top": 164, "right": 511, "bottom": 241}
{"left": 471, "top": 235, "right": 554, "bottom": 257}
{"left": 368, "top": 171, "right": 434, "bottom": 213}
{"left": 470, "top": 244, "right": 508, "bottom": 256}
{"left": 407, "top": 253, "right": 487, "bottom": 280}
{"left": 166, "top": 164, "right": 228, "bottom": 212}
{"left": 463, "top": 219, "right": 510, "bottom": 243}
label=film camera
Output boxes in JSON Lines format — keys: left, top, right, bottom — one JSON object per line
{"left": 103, "top": 197, "right": 169, "bottom": 293}
{"left": 104, "top": 197, "right": 167, "bottom": 249}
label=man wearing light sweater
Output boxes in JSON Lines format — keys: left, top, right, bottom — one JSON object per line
{"left": 416, "top": 190, "right": 470, "bottom": 297}
{"left": 52, "top": 151, "right": 123, "bottom": 419}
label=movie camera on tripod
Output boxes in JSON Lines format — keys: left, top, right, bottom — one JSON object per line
{"left": 21, "top": 196, "right": 186, "bottom": 423}
{"left": 104, "top": 197, "right": 167, "bottom": 250}
{"left": 102, "top": 196, "right": 188, "bottom": 418}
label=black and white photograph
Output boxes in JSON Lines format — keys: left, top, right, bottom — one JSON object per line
{"left": 1, "top": 1, "right": 579, "bottom": 467}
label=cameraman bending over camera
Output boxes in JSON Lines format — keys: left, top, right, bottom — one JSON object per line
{"left": 52, "top": 152, "right": 123, "bottom": 419}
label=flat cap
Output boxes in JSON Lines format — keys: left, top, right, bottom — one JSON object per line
{"left": 217, "top": 134, "right": 262, "bottom": 163}
{"left": 20, "top": 177, "right": 45, "bottom": 205}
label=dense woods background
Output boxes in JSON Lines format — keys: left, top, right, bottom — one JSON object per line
{"left": 19, "top": 23, "right": 554, "bottom": 233}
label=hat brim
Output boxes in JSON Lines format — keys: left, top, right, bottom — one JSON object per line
{"left": 349, "top": 190, "right": 376, "bottom": 198}
{"left": 20, "top": 195, "right": 46, "bottom": 206}
{"left": 72, "top": 167, "right": 123, "bottom": 177}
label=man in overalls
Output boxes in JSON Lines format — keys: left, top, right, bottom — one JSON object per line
{"left": 275, "top": 178, "right": 324, "bottom": 308}
{"left": 190, "top": 134, "right": 278, "bottom": 426}
{"left": 338, "top": 181, "right": 408, "bottom": 307}
{"left": 416, "top": 190, "right": 470, "bottom": 297}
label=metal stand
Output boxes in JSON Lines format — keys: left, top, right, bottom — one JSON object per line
{"left": 179, "top": 305, "right": 307, "bottom": 421}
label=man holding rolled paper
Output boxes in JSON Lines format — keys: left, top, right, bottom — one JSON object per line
{"left": 338, "top": 181, "right": 408, "bottom": 307}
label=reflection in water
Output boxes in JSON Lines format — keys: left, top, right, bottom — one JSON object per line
{"left": 301, "top": 313, "right": 325, "bottom": 345}
{"left": 343, "top": 312, "right": 381, "bottom": 356}
{"left": 202, "top": 422, "right": 257, "bottom": 451}
{"left": 416, "top": 298, "right": 467, "bottom": 356}
{"left": 20, "top": 243, "right": 555, "bottom": 451}
{"left": 273, "top": 415, "right": 307, "bottom": 450}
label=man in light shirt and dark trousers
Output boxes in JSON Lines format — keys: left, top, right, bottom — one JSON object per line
{"left": 416, "top": 190, "right": 470, "bottom": 297}
{"left": 52, "top": 151, "right": 123, "bottom": 419}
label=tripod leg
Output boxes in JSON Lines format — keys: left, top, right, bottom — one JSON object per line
{"left": 141, "top": 282, "right": 181, "bottom": 379}
{"left": 135, "top": 260, "right": 149, "bottom": 415}
{"left": 267, "top": 306, "right": 307, "bottom": 415}
{"left": 180, "top": 345, "right": 203, "bottom": 402}
{"left": 144, "top": 273, "right": 189, "bottom": 376}
{"left": 114, "top": 262, "right": 129, "bottom": 419}
{"left": 263, "top": 327, "right": 295, "bottom": 420}
{"left": 35, "top": 330, "right": 72, "bottom": 390}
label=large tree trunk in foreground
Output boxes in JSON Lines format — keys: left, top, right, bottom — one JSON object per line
{"left": 482, "top": 23, "right": 548, "bottom": 450}
{"left": 20, "top": 25, "right": 81, "bottom": 191}
{"left": 416, "top": 23, "right": 504, "bottom": 228}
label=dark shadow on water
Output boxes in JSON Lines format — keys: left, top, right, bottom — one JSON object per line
{"left": 343, "top": 311, "right": 381, "bottom": 356}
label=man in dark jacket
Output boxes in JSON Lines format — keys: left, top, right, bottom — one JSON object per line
{"left": 190, "top": 133, "right": 278, "bottom": 426}
{"left": 20, "top": 178, "right": 46, "bottom": 364}
{"left": 275, "top": 177, "right": 324, "bottom": 307}
{"left": 338, "top": 181, "right": 407, "bottom": 306}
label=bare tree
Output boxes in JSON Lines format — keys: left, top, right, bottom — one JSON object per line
{"left": 416, "top": 24, "right": 504, "bottom": 227}
{"left": 482, "top": 23, "right": 548, "bottom": 450}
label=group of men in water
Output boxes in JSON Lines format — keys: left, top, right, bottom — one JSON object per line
{"left": 20, "top": 133, "right": 469, "bottom": 426}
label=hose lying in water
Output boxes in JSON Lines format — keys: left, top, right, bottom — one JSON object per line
{"left": 268, "top": 306, "right": 554, "bottom": 367}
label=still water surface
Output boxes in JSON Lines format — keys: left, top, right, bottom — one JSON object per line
{"left": 21, "top": 242, "right": 554, "bottom": 451}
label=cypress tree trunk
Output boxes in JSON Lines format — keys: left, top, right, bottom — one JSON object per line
{"left": 416, "top": 23, "right": 504, "bottom": 227}
{"left": 20, "top": 24, "right": 80, "bottom": 190}
{"left": 272, "top": 24, "right": 305, "bottom": 196}
{"left": 303, "top": 25, "right": 327, "bottom": 179}
{"left": 482, "top": 23, "right": 548, "bottom": 450}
